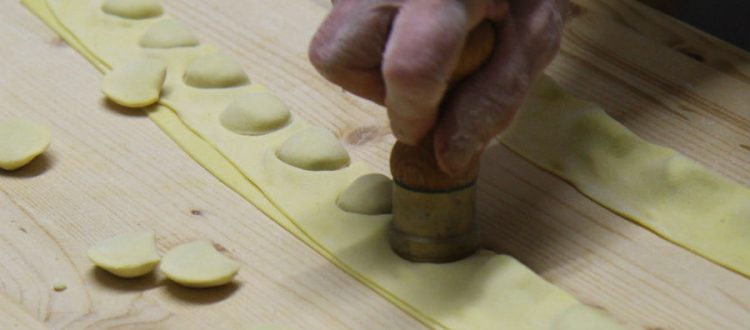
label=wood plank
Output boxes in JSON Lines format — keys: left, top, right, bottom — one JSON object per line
{"left": 574, "top": 0, "right": 750, "bottom": 85}
{"left": 0, "top": 0, "right": 748, "bottom": 328}
{"left": 0, "top": 1, "right": 420, "bottom": 328}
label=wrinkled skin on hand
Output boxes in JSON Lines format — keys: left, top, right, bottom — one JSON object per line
{"left": 309, "top": 0, "right": 567, "bottom": 175}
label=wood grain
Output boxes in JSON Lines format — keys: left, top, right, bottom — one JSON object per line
{"left": 0, "top": 293, "right": 46, "bottom": 329}
{"left": 0, "top": 0, "right": 748, "bottom": 329}
{"left": 574, "top": 0, "right": 750, "bottom": 84}
{"left": 1, "top": 1, "right": 420, "bottom": 329}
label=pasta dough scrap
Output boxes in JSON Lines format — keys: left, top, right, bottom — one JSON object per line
{"left": 276, "top": 127, "right": 350, "bottom": 171}
{"left": 101, "top": 0, "right": 162, "bottom": 19}
{"left": 52, "top": 281, "right": 67, "bottom": 292}
{"left": 139, "top": 19, "right": 199, "bottom": 48}
{"left": 160, "top": 240, "right": 240, "bottom": 288}
{"left": 101, "top": 57, "right": 167, "bottom": 107}
{"left": 183, "top": 53, "right": 249, "bottom": 88}
{"left": 220, "top": 92, "right": 291, "bottom": 135}
{"left": 337, "top": 173, "right": 393, "bottom": 215}
{"left": 87, "top": 231, "right": 161, "bottom": 278}
{"left": 0, "top": 118, "right": 51, "bottom": 171}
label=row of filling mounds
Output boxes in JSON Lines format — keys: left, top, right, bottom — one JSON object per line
{"left": 103, "top": 0, "right": 199, "bottom": 47}
{"left": 98, "top": 0, "right": 392, "bottom": 216}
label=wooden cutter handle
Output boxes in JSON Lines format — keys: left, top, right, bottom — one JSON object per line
{"left": 388, "top": 21, "right": 495, "bottom": 262}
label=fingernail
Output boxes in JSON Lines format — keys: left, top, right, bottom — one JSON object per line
{"left": 387, "top": 107, "right": 432, "bottom": 146}
{"left": 439, "top": 134, "right": 483, "bottom": 174}
{"left": 391, "top": 126, "right": 419, "bottom": 145}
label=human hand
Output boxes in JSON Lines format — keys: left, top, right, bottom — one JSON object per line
{"left": 309, "top": 0, "right": 567, "bottom": 174}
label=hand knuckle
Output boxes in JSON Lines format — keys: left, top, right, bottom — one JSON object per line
{"left": 308, "top": 34, "right": 338, "bottom": 73}
{"left": 383, "top": 58, "right": 442, "bottom": 91}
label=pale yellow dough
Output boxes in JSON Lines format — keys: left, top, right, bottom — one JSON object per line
{"left": 183, "top": 53, "right": 249, "bottom": 88}
{"left": 501, "top": 76, "right": 750, "bottom": 276}
{"left": 0, "top": 118, "right": 51, "bottom": 171}
{"left": 337, "top": 173, "right": 393, "bottom": 215}
{"left": 101, "top": 0, "right": 162, "bottom": 19}
{"left": 87, "top": 231, "right": 161, "bottom": 278}
{"left": 101, "top": 57, "right": 167, "bottom": 107}
{"left": 26, "top": 0, "right": 624, "bottom": 328}
{"left": 276, "top": 127, "right": 350, "bottom": 171}
{"left": 52, "top": 281, "right": 67, "bottom": 292}
{"left": 160, "top": 240, "right": 240, "bottom": 288}
{"left": 220, "top": 92, "right": 291, "bottom": 135}
{"left": 139, "top": 19, "right": 199, "bottom": 48}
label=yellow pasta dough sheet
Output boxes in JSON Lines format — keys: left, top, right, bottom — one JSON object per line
{"left": 502, "top": 76, "right": 750, "bottom": 277}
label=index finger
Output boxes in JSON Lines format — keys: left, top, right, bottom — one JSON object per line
{"left": 382, "top": 0, "right": 473, "bottom": 144}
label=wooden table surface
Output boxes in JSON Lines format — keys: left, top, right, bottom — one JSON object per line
{"left": 1, "top": 0, "right": 749, "bottom": 329}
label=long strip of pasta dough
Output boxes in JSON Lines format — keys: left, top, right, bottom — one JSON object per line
{"left": 502, "top": 76, "right": 750, "bottom": 277}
